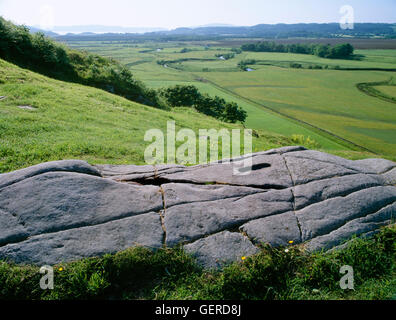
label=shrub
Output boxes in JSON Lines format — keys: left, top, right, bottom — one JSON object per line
{"left": 290, "top": 63, "right": 303, "bottom": 69}
{"left": 291, "top": 134, "right": 320, "bottom": 148}
{"left": 215, "top": 53, "right": 235, "bottom": 60}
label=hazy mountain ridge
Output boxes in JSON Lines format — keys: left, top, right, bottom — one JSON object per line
{"left": 45, "top": 23, "right": 396, "bottom": 41}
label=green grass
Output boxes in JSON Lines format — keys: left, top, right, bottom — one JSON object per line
{"left": 1, "top": 225, "right": 395, "bottom": 300}
{"left": 0, "top": 58, "right": 322, "bottom": 173}
{"left": 356, "top": 78, "right": 396, "bottom": 105}
{"left": 201, "top": 67, "right": 396, "bottom": 158}
{"left": 243, "top": 50, "right": 396, "bottom": 70}
{"left": 146, "top": 79, "right": 347, "bottom": 151}
{"left": 65, "top": 41, "right": 396, "bottom": 159}
{"left": 375, "top": 85, "right": 396, "bottom": 99}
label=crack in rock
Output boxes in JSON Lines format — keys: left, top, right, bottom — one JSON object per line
{"left": 282, "top": 155, "right": 303, "bottom": 242}
{"left": 0, "top": 147, "right": 395, "bottom": 268}
{"left": 158, "top": 186, "right": 167, "bottom": 248}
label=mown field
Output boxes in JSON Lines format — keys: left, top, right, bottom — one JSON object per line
{"left": 64, "top": 40, "right": 396, "bottom": 160}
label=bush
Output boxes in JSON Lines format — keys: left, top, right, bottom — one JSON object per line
{"left": 291, "top": 134, "right": 320, "bottom": 148}
{"left": 290, "top": 63, "right": 303, "bottom": 69}
{"left": 215, "top": 53, "right": 235, "bottom": 60}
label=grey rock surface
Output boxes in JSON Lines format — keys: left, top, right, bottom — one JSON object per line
{"left": 0, "top": 172, "right": 163, "bottom": 242}
{"left": 0, "top": 160, "right": 101, "bottom": 190}
{"left": 158, "top": 154, "right": 293, "bottom": 189}
{"left": 0, "top": 147, "right": 395, "bottom": 268}
{"left": 0, "top": 212, "right": 164, "bottom": 265}
{"left": 164, "top": 189, "right": 293, "bottom": 247}
{"left": 240, "top": 211, "right": 301, "bottom": 247}
{"left": 383, "top": 167, "right": 396, "bottom": 185}
{"left": 184, "top": 231, "right": 259, "bottom": 270}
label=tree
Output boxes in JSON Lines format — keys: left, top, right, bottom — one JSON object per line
{"left": 327, "top": 43, "right": 354, "bottom": 59}
{"left": 314, "top": 44, "right": 330, "bottom": 58}
{"left": 160, "top": 85, "right": 202, "bottom": 107}
{"left": 222, "top": 102, "right": 247, "bottom": 123}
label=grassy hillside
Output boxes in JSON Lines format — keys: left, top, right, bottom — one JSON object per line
{"left": 0, "top": 17, "right": 162, "bottom": 108}
{"left": 0, "top": 58, "right": 316, "bottom": 173}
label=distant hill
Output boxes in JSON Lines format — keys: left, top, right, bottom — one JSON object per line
{"left": 55, "top": 23, "right": 396, "bottom": 41}
{"left": 192, "top": 23, "right": 236, "bottom": 28}
{"left": 156, "top": 23, "right": 396, "bottom": 38}
{"left": 49, "top": 25, "right": 168, "bottom": 35}
{"left": 27, "top": 26, "right": 59, "bottom": 37}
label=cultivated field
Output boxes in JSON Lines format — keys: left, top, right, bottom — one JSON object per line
{"left": 65, "top": 39, "right": 396, "bottom": 160}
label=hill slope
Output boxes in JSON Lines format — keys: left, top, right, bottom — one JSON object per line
{"left": 0, "top": 58, "right": 310, "bottom": 173}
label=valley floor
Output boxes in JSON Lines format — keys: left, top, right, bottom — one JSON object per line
{"left": 65, "top": 40, "right": 396, "bottom": 161}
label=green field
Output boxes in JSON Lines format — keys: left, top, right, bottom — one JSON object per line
{"left": 65, "top": 40, "right": 396, "bottom": 160}
{"left": 376, "top": 85, "right": 396, "bottom": 98}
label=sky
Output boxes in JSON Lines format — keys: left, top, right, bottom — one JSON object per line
{"left": 0, "top": 0, "right": 395, "bottom": 30}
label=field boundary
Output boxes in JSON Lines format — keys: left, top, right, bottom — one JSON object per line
{"left": 356, "top": 78, "right": 396, "bottom": 104}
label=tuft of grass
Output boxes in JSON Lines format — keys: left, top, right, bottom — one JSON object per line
{"left": 291, "top": 134, "right": 321, "bottom": 149}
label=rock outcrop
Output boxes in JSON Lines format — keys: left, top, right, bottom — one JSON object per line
{"left": 0, "top": 146, "right": 395, "bottom": 269}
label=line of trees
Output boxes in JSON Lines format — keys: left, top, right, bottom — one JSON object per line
{"left": 159, "top": 85, "right": 247, "bottom": 123}
{"left": 241, "top": 41, "right": 355, "bottom": 59}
